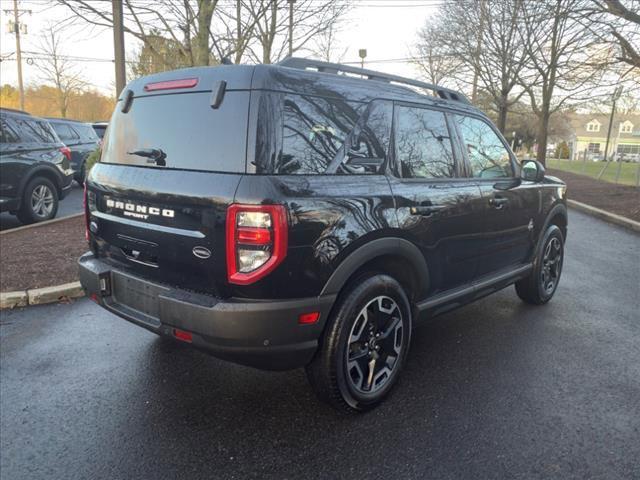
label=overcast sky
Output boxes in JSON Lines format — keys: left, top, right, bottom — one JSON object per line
{"left": 0, "top": 0, "right": 441, "bottom": 96}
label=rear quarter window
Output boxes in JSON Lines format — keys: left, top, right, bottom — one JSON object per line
{"left": 278, "top": 94, "right": 363, "bottom": 174}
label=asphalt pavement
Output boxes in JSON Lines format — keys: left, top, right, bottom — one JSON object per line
{"left": 1, "top": 209, "right": 639, "bottom": 480}
{"left": 0, "top": 183, "right": 84, "bottom": 231}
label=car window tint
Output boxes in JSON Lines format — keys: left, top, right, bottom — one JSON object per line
{"left": 75, "top": 124, "right": 99, "bottom": 142}
{"left": 12, "top": 118, "right": 57, "bottom": 143}
{"left": 394, "top": 105, "right": 455, "bottom": 179}
{"left": 454, "top": 115, "right": 513, "bottom": 178}
{"left": 338, "top": 100, "right": 393, "bottom": 174}
{"left": 51, "top": 123, "right": 79, "bottom": 142}
{"left": 280, "top": 94, "right": 362, "bottom": 174}
{"left": 0, "top": 117, "right": 19, "bottom": 143}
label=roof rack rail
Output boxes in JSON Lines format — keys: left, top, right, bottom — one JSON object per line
{"left": 278, "top": 57, "right": 470, "bottom": 104}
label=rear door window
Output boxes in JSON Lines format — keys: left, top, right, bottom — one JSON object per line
{"left": 51, "top": 123, "right": 79, "bottom": 143}
{"left": 12, "top": 118, "right": 58, "bottom": 144}
{"left": 101, "top": 91, "right": 249, "bottom": 172}
{"left": 394, "top": 105, "right": 455, "bottom": 179}
{"left": 279, "top": 94, "right": 362, "bottom": 174}
{"left": 0, "top": 117, "right": 20, "bottom": 144}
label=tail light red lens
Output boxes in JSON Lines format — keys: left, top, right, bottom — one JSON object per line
{"left": 172, "top": 328, "right": 193, "bottom": 343}
{"left": 226, "top": 204, "right": 288, "bottom": 285}
{"left": 59, "top": 146, "right": 72, "bottom": 162}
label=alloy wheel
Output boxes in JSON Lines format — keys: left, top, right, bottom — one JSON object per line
{"left": 541, "top": 237, "right": 562, "bottom": 295}
{"left": 30, "top": 184, "right": 54, "bottom": 218}
{"left": 345, "top": 295, "right": 403, "bottom": 394}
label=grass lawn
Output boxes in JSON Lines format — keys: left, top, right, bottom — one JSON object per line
{"left": 547, "top": 159, "right": 640, "bottom": 187}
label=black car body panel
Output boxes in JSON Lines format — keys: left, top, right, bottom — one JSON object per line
{"left": 0, "top": 108, "right": 74, "bottom": 213}
{"left": 80, "top": 61, "right": 567, "bottom": 371}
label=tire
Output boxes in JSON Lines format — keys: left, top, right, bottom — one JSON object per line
{"left": 16, "top": 177, "right": 59, "bottom": 224}
{"left": 306, "top": 274, "right": 412, "bottom": 413}
{"left": 515, "top": 224, "right": 564, "bottom": 305}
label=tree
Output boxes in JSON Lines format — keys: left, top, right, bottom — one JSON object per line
{"left": 415, "top": 0, "right": 529, "bottom": 133}
{"left": 588, "top": 0, "right": 640, "bottom": 69}
{"left": 35, "top": 25, "right": 86, "bottom": 118}
{"left": 242, "top": 0, "right": 349, "bottom": 64}
{"left": 311, "top": 4, "right": 348, "bottom": 63}
{"left": 57, "top": 0, "right": 349, "bottom": 68}
{"left": 517, "top": 0, "right": 607, "bottom": 165}
{"left": 413, "top": 21, "right": 463, "bottom": 88}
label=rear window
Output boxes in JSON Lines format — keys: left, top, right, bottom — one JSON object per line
{"left": 101, "top": 91, "right": 249, "bottom": 173}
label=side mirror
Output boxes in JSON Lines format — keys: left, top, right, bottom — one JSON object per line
{"left": 521, "top": 160, "right": 545, "bottom": 182}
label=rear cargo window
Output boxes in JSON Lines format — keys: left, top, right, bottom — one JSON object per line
{"left": 101, "top": 91, "right": 249, "bottom": 173}
{"left": 278, "top": 94, "right": 362, "bottom": 174}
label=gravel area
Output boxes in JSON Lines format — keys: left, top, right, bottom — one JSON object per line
{"left": 0, "top": 215, "right": 86, "bottom": 292}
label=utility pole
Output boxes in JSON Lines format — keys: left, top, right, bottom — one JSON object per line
{"left": 10, "top": 0, "right": 27, "bottom": 110}
{"left": 597, "top": 86, "right": 623, "bottom": 180}
{"left": 288, "top": 0, "right": 295, "bottom": 57}
{"left": 112, "top": 0, "right": 126, "bottom": 97}
{"left": 603, "top": 86, "right": 623, "bottom": 162}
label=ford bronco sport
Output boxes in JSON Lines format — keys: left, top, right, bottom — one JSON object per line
{"left": 79, "top": 59, "right": 567, "bottom": 412}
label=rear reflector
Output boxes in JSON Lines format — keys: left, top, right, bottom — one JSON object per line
{"left": 144, "top": 78, "right": 198, "bottom": 92}
{"left": 173, "top": 328, "right": 193, "bottom": 343}
{"left": 298, "top": 312, "right": 320, "bottom": 325}
{"left": 89, "top": 293, "right": 99, "bottom": 303}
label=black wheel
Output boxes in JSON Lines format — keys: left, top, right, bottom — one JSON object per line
{"left": 306, "top": 274, "right": 412, "bottom": 413}
{"left": 16, "top": 177, "right": 59, "bottom": 224}
{"left": 515, "top": 225, "right": 564, "bottom": 305}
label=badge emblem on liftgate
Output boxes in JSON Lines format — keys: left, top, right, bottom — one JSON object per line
{"left": 192, "top": 246, "right": 212, "bottom": 259}
{"left": 528, "top": 219, "right": 534, "bottom": 232}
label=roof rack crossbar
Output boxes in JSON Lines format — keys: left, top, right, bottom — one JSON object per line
{"left": 278, "top": 57, "right": 470, "bottom": 104}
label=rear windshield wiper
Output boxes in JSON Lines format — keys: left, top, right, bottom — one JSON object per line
{"left": 128, "top": 148, "right": 167, "bottom": 166}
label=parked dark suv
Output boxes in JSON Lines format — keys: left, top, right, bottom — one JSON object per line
{"left": 79, "top": 59, "right": 567, "bottom": 412}
{"left": 0, "top": 108, "right": 74, "bottom": 224}
{"left": 47, "top": 118, "right": 101, "bottom": 184}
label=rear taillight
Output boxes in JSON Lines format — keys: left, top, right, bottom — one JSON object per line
{"left": 226, "top": 204, "right": 288, "bottom": 285}
{"left": 59, "top": 146, "right": 71, "bottom": 162}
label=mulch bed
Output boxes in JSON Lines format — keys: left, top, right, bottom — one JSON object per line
{"left": 547, "top": 169, "right": 640, "bottom": 222}
{"left": 0, "top": 215, "right": 87, "bottom": 292}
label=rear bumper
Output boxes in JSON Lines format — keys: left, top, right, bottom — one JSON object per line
{"left": 78, "top": 253, "right": 335, "bottom": 370}
{"left": 60, "top": 174, "right": 74, "bottom": 199}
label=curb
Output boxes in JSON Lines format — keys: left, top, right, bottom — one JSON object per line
{"left": 0, "top": 281, "right": 84, "bottom": 310}
{"left": 567, "top": 199, "right": 640, "bottom": 233}
{"left": 0, "top": 212, "right": 84, "bottom": 236}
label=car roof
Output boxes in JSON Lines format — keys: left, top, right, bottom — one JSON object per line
{"left": 0, "top": 107, "right": 32, "bottom": 117}
{"left": 120, "top": 61, "right": 486, "bottom": 119}
{"left": 45, "top": 117, "right": 91, "bottom": 125}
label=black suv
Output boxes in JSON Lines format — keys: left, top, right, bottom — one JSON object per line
{"left": 0, "top": 108, "right": 74, "bottom": 224}
{"left": 47, "top": 118, "right": 101, "bottom": 184}
{"left": 79, "top": 60, "right": 567, "bottom": 412}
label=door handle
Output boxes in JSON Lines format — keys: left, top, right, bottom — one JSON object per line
{"left": 489, "top": 197, "right": 509, "bottom": 209}
{"left": 410, "top": 205, "right": 446, "bottom": 216}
